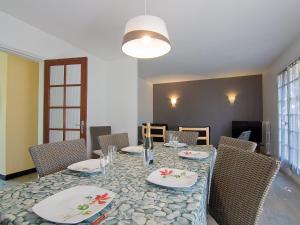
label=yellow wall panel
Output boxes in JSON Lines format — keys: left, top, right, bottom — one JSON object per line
{"left": 3, "top": 53, "right": 39, "bottom": 175}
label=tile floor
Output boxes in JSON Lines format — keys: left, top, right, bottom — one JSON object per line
{"left": 258, "top": 172, "right": 300, "bottom": 225}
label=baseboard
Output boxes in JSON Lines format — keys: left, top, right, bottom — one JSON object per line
{"left": 0, "top": 168, "right": 36, "bottom": 180}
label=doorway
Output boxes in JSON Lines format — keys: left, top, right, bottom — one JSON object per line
{"left": 44, "top": 57, "right": 87, "bottom": 143}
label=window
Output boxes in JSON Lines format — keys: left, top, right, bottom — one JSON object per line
{"left": 278, "top": 59, "right": 300, "bottom": 175}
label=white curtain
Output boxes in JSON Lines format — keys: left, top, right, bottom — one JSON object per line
{"left": 278, "top": 60, "right": 300, "bottom": 176}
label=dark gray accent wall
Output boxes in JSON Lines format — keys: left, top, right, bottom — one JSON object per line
{"left": 153, "top": 75, "right": 262, "bottom": 146}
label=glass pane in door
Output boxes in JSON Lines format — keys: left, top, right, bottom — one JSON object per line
{"left": 66, "top": 108, "right": 80, "bottom": 129}
{"left": 65, "top": 131, "right": 81, "bottom": 140}
{"left": 66, "top": 64, "right": 81, "bottom": 84}
{"left": 50, "top": 87, "right": 64, "bottom": 106}
{"left": 49, "top": 109, "right": 63, "bottom": 128}
{"left": 50, "top": 65, "right": 64, "bottom": 85}
{"left": 66, "top": 87, "right": 81, "bottom": 106}
{"left": 49, "top": 130, "right": 63, "bottom": 143}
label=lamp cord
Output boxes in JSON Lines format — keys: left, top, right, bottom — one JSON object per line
{"left": 144, "top": 0, "right": 147, "bottom": 15}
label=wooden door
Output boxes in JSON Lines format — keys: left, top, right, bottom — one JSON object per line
{"left": 44, "top": 57, "right": 87, "bottom": 143}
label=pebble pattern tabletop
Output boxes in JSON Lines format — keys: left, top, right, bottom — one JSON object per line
{"left": 0, "top": 143, "right": 215, "bottom": 225}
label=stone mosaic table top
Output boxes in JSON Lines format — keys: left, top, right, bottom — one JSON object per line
{"left": 0, "top": 143, "right": 215, "bottom": 225}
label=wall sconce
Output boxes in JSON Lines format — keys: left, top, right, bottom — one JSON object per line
{"left": 170, "top": 97, "right": 177, "bottom": 107}
{"left": 227, "top": 93, "right": 237, "bottom": 104}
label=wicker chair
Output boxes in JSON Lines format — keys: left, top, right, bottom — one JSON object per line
{"left": 29, "top": 139, "right": 87, "bottom": 177}
{"left": 208, "top": 145, "right": 280, "bottom": 225}
{"left": 165, "top": 131, "right": 198, "bottom": 145}
{"left": 218, "top": 136, "right": 257, "bottom": 152}
{"left": 179, "top": 126, "right": 210, "bottom": 145}
{"left": 115, "top": 133, "right": 130, "bottom": 149}
{"left": 90, "top": 126, "right": 111, "bottom": 157}
{"left": 142, "top": 124, "right": 166, "bottom": 142}
{"left": 98, "top": 133, "right": 129, "bottom": 154}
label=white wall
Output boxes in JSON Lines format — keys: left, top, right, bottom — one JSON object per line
{"left": 263, "top": 35, "right": 300, "bottom": 158}
{"left": 138, "top": 78, "right": 153, "bottom": 125}
{"left": 0, "top": 11, "right": 108, "bottom": 157}
{"left": 107, "top": 58, "right": 138, "bottom": 145}
{"left": 86, "top": 57, "right": 109, "bottom": 156}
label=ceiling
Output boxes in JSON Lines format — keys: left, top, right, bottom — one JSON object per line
{"left": 1, "top": 0, "right": 300, "bottom": 83}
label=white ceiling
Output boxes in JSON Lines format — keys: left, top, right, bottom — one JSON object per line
{"left": 1, "top": 0, "right": 300, "bottom": 83}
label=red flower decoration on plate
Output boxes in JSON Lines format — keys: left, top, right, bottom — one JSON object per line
{"left": 183, "top": 151, "right": 192, "bottom": 155}
{"left": 160, "top": 169, "right": 173, "bottom": 176}
{"left": 91, "top": 193, "right": 111, "bottom": 205}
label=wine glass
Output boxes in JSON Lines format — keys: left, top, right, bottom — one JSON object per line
{"left": 100, "top": 155, "right": 108, "bottom": 183}
{"left": 173, "top": 136, "right": 179, "bottom": 149}
{"left": 112, "top": 145, "right": 117, "bottom": 160}
{"left": 108, "top": 145, "right": 114, "bottom": 164}
{"left": 169, "top": 133, "right": 173, "bottom": 144}
{"left": 108, "top": 145, "right": 117, "bottom": 170}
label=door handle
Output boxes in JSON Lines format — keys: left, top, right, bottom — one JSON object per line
{"left": 80, "top": 121, "right": 85, "bottom": 134}
{"left": 75, "top": 121, "right": 85, "bottom": 134}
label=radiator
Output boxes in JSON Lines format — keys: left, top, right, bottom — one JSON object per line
{"left": 261, "top": 121, "right": 271, "bottom": 154}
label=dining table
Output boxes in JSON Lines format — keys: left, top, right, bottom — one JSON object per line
{"left": 0, "top": 143, "right": 215, "bottom": 225}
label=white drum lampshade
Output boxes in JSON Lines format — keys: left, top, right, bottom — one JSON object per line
{"left": 122, "top": 15, "right": 171, "bottom": 59}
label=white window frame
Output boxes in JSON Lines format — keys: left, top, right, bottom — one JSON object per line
{"left": 278, "top": 59, "right": 300, "bottom": 176}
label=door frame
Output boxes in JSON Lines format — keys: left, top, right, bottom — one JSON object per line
{"left": 44, "top": 57, "right": 88, "bottom": 143}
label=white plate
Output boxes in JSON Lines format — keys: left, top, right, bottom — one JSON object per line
{"left": 147, "top": 168, "right": 198, "bottom": 188}
{"left": 121, "top": 146, "right": 143, "bottom": 154}
{"left": 67, "top": 159, "right": 102, "bottom": 173}
{"left": 32, "top": 186, "right": 115, "bottom": 224}
{"left": 178, "top": 150, "right": 209, "bottom": 160}
{"left": 164, "top": 142, "right": 187, "bottom": 148}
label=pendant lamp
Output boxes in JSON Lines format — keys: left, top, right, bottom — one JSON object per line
{"left": 122, "top": 1, "right": 171, "bottom": 58}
